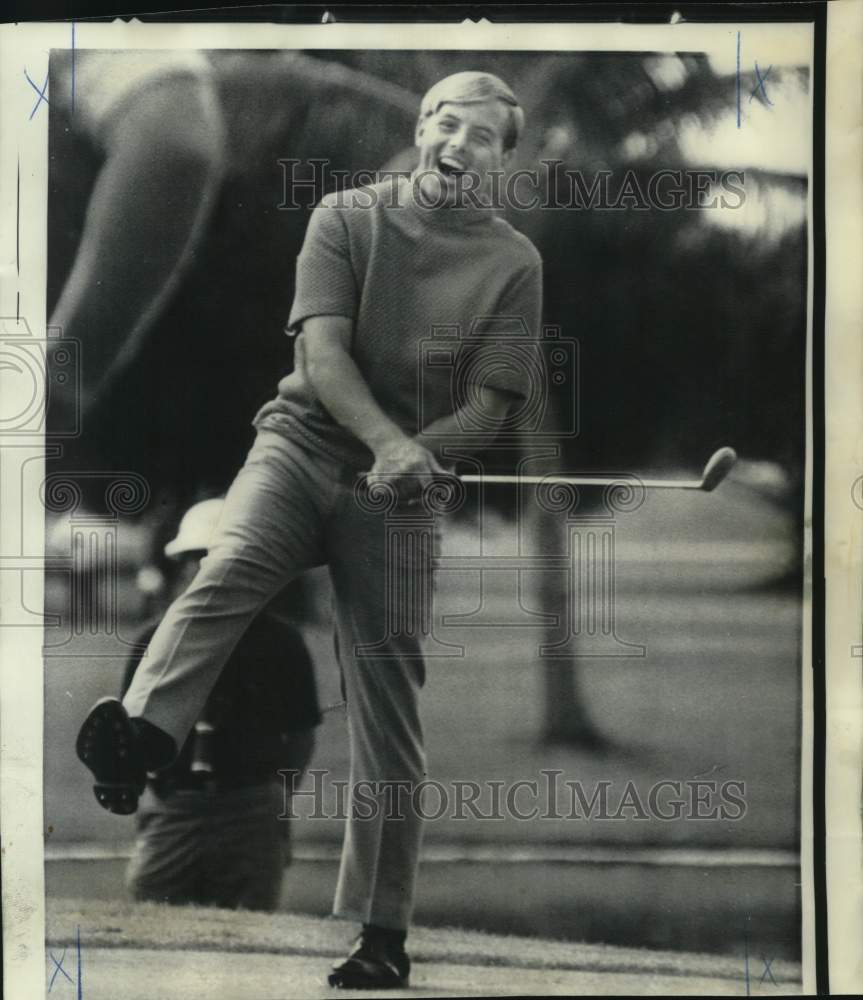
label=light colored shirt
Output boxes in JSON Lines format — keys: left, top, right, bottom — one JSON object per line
{"left": 254, "top": 174, "right": 543, "bottom": 468}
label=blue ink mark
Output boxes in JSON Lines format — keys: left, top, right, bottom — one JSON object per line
{"left": 760, "top": 954, "right": 778, "bottom": 987}
{"left": 750, "top": 62, "right": 774, "bottom": 106}
{"left": 25, "top": 68, "right": 50, "bottom": 120}
{"left": 16, "top": 156, "right": 20, "bottom": 274}
{"left": 71, "top": 22, "right": 76, "bottom": 115}
{"left": 77, "top": 925, "right": 83, "bottom": 999}
{"left": 736, "top": 31, "right": 741, "bottom": 128}
{"left": 47, "top": 927, "right": 82, "bottom": 995}
{"left": 48, "top": 948, "right": 73, "bottom": 991}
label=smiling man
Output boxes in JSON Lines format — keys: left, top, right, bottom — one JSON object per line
{"left": 76, "top": 70, "right": 542, "bottom": 991}
{"left": 412, "top": 70, "right": 524, "bottom": 209}
{"left": 253, "top": 71, "right": 541, "bottom": 484}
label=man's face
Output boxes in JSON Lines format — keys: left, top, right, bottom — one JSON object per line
{"left": 414, "top": 98, "right": 513, "bottom": 207}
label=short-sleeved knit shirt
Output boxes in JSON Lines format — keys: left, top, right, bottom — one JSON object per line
{"left": 253, "top": 174, "right": 543, "bottom": 469}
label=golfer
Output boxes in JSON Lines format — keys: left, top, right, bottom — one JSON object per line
{"left": 77, "top": 70, "right": 542, "bottom": 989}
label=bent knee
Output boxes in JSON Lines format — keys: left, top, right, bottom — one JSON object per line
{"left": 106, "top": 75, "right": 225, "bottom": 170}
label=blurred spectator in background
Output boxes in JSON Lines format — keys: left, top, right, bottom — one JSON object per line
{"left": 122, "top": 498, "right": 321, "bottom": 911}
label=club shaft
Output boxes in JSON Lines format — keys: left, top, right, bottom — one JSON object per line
{"left": 459, "top": 474, "right": 704, "bottom": 490}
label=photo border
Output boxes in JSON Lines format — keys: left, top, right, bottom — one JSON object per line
{"left": 0, "top": 4, "right": 851, "bottom": 997}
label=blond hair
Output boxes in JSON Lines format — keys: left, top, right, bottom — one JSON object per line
{"left": 419, "top": 71, "right": 524, "bottom": 151}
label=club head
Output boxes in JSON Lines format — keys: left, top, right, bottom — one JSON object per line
{"left": 700, "top": 447, "right": 738, "bottom": 492}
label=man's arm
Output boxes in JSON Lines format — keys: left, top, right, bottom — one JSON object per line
{"left": 298, "top": 316, "right": 445, "bottom": 487}
{"left": 415, "top": 389, "right": 515, "bottom": 463}
{"left": 415, "top": 255, "right": 543, "bottom": 462}
{"left": 429, "top": 254, "right": 543, "bottom": 460}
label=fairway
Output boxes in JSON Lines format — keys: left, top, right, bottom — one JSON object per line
{"left": 46, "top": 898, "right": 802, "bottom": 998}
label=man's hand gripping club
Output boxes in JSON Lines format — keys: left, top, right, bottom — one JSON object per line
{"left": 295, "top": 317, "right": 447, "bottom": 502}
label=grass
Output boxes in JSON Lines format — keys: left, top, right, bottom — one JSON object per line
{"left": 47, "top": 897, "right": 802, "bottom": 985}
{"left": 42, "top": 488, "right": 804, "bottom": 968}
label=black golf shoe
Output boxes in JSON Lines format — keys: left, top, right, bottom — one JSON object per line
{"left": 328, "top": 931, "right": 410, "bottom": 990}
{"left": 75, "top": 697, "right": 147, "bottom": 815}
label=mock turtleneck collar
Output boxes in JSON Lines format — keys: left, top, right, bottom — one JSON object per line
{"left": 400, "top": 172, "right": 497, "bottom": 227}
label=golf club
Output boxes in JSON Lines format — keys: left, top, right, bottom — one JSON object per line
{"left": 459, "top": 446, "right": 738, "bottom": 493}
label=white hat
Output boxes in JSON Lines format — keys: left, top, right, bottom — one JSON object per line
{"left": 164, "top": 498, "right": 224, "bottom": 559}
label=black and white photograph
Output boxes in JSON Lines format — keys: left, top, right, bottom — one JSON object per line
{"left": 0, "top": 7, "right": 859, "bottom": 998}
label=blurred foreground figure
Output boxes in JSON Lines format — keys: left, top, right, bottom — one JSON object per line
{"left": 122, "top": 499, "right": 321, "bottom": 911}
{"left": 50, "top": 50, "right": 226, "bottom": 421}
{"left": 48, "top": 50, "right": 417, "bottom": 500}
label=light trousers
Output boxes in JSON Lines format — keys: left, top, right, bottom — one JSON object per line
{"left": 124, "top": 429, "right": 428, "bottom": 929}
